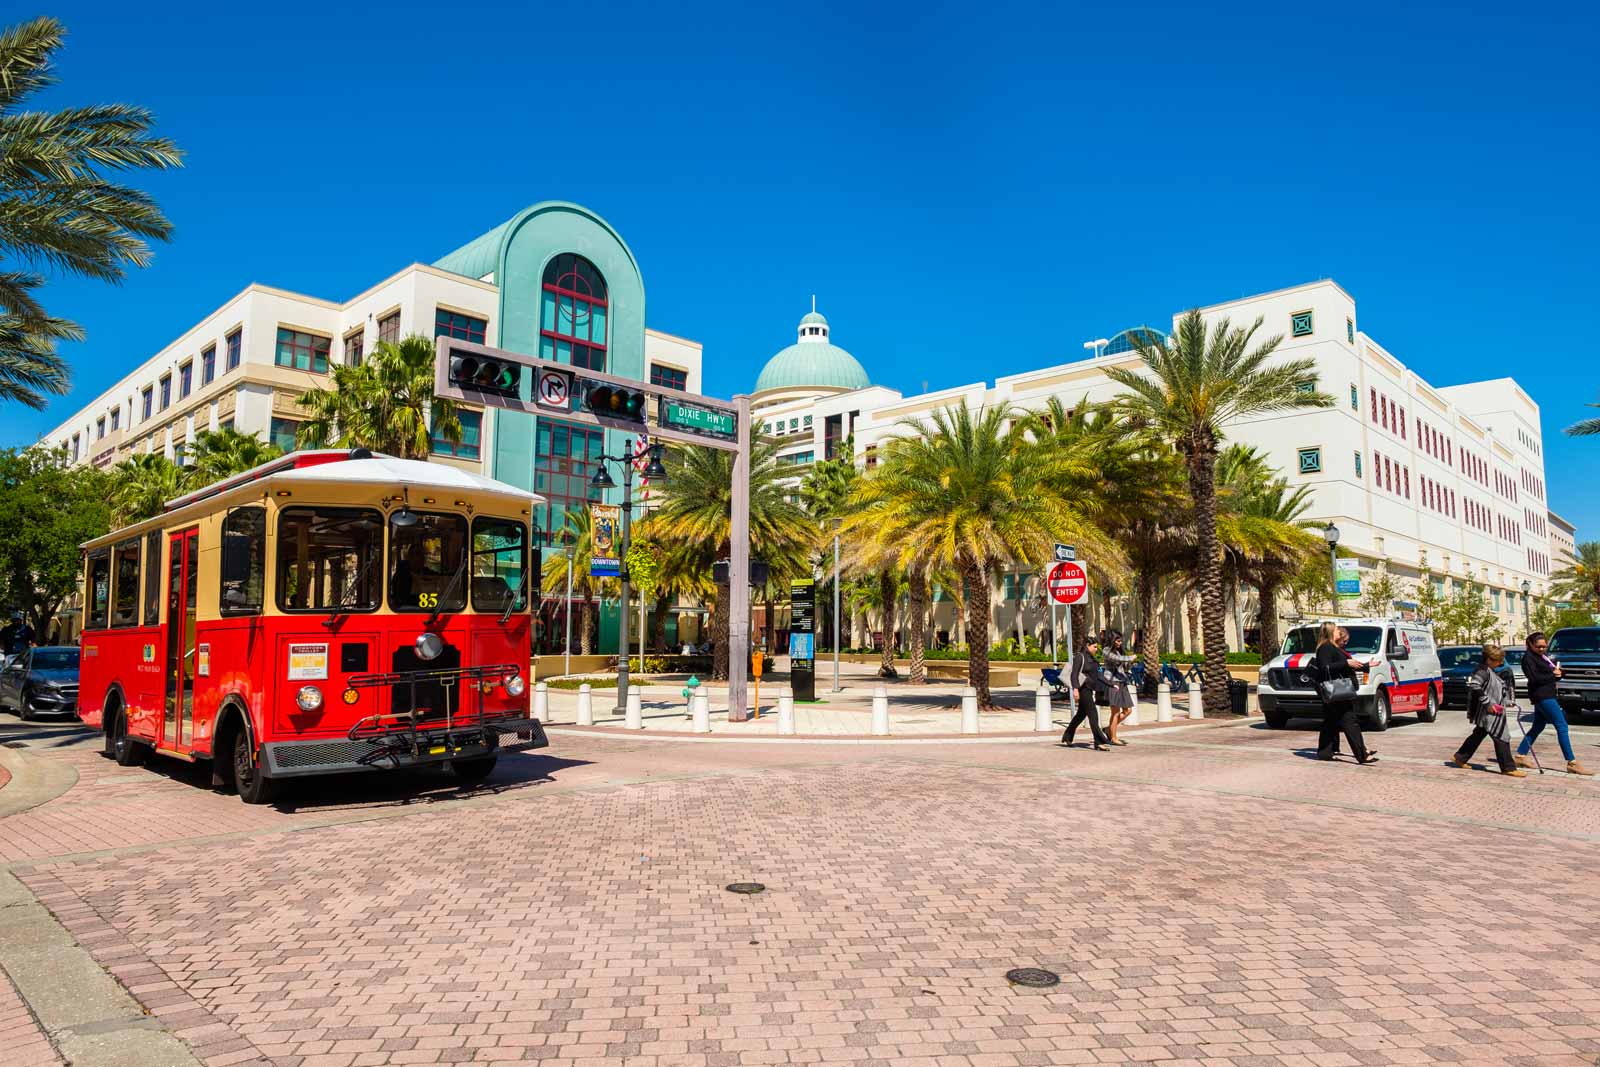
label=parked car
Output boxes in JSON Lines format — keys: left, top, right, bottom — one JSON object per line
{"left": 1439, "top": 644, "right": 1515, "bottom": 709}
{"left": 1549, "top": 626, "right": 1600, "bottom": 717}
{"left": 1502, "top": 647, "right": 1526, "bottom": 697}
{"left": 0, "top": 646, "right": 81, "bottom": 721}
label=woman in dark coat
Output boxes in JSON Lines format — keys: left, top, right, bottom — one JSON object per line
{"left": 1449, "top": 643, "right": 1524, "bottom": 776}
{"left": 1316, "top": 623, "right": 1376, "bottom": 764}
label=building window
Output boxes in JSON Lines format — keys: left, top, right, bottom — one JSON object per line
{"left": 344, "top": 330, "right": 364, "bottom": 366}
{"left": 269, "top": 417, "right": 299, "bottom": 452}
{"left": 96, "top": 416, "right": 106, "bottom": 439}
{"left": 1491, "top": 588, "right": 1501, "bottom": 611}
{"left": 777, "top": 450, "right": 815, "bottom": 467}
{"left": 377, "top": 311, "right": 401, "bottom": 345}
{"left": 1347, "top": 318, "right": 1354, "bottom": 343}
{"left": 1294, "top": 380, "right": 1315, "bottom": 395}
{"left": 1297, "top": 447, "right": 1321, "bottom": 474}
{"left": 539, "top": 253, "right": 608, "bottom": 371}
{"left": 1291, "top": 310, "right": 1313, "bottom": 337}
{"left": 70, "top": 433, "right": 80, "bottom": 461}
{"left": 201, "top": 345, "right": 215, "bottom": 385}
{"left": 179, "top": 361, "right": 192, "bottom": 399}
{"left": 173, "top": 440, "right": 186, "bottom": 467}
{"left": 109, "top": 407, "right": 119, "bottom": 431}
{"left": 159, "top": 374, "right": 171, "bottom": 410}
{"left": 533, "top": 418, "right": 604, "bottom": 536}
{"left": 274, "top": 328, "right": 330, "bottom": 372}
{"left": 434, "top": 308, "right": 487, "bottom": 344}
{"left": 141, "top": 386, "right": 153, "bottom": 420}
{"left": 225, "top": 329, "right": 242, "bottom": 371}
{"left": 649, "top": 364, "right": 688, "bottom": 391}
{"left": 1349, "top": 384, "right": 1358, "bottom": 410}
{"left": 1354, "top": 452, "right": 1362, "bottom": 477}
{"left": 432, "top": 409, "right": 482, "bottom": 459}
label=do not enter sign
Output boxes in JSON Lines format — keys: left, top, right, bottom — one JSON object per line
{"left": 1047, "top": 560, "right": 1089, "bottom": 605}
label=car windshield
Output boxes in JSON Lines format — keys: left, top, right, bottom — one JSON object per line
{"left": 1502, "top": 649, "right": 1523, "bottom": 665}
{"left": 1438, "top": 647, "right": 1479, "bottom": 670}
{"left": 1281, "top": 625, "right": 1381, "bottom": 655}
{"left": 1550, "top": 629, "right": 1600, "bottom": 654}
{"left": 31, "top": 649, "right": 79, "bottom": 670}
{"left": 388, "top": 512, "right": 469, "bottom": 612}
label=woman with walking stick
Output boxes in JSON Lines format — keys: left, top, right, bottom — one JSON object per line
{"left": 1449, "top": 643, "right": 1525, "bottom": 776}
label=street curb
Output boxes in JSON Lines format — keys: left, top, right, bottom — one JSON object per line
{"left": 546, "top": 716, "right": 1252, "bottom": 745}
{"left": 0, "top": 744, "right": 78, "bottom": 820}
{"left": 0, "top": 869, "right": 206, "bottom": 1067}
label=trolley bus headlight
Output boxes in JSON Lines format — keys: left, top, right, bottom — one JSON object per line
{"left": 415, "top": 632, "right": 445, "bottom": 662}
{"left": 295, "top": 685, "right": 324, "bottom": 711}
{"left": 504, "top": 672, "right": 526, "bottom": 697}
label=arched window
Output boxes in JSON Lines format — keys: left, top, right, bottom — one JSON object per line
{"left": 540, "top": 253, "right": 608, "bottom": 371}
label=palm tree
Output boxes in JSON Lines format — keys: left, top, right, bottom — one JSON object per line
{"left": 1, "top": 16, "right": 182, "bottom": 407}
{"left": 650, "top": 439, "right": 813, "bottom": 680}
{"left": 1568, "top": 400, "right": 1600, "bottom": 437}
{"left": 1550, "top": 541, "right": 1600, "bottom": 612}
{"left": 1111, "top": 310, "right": 1331, "bottom": 713}
{"left": 846, "top": 404, "right": 1113, "bottom": 707}
{"left": 538, "top": 508, "right": 617, "bottom": 657}
{"left": 185, "top": 427, "right": 282, "bottom": 488}
{"left": 110, "top": 453, "right": 184, "bottom": 524}
{"left": 295, "top": 335, "right": 462, "bottom": 458}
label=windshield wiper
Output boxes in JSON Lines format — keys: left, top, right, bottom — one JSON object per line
{"left": 324, "top": 553, "right": 380, "bottom": 629}
{"left": 428, "top": 554, "right": 470, "bottom": 627}
{"left": 499, "top": 546, "right": 531, "bottom": 625}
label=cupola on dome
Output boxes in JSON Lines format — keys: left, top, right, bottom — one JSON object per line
{"left": 754, "top": 303, "right": 870, "bottom": 395}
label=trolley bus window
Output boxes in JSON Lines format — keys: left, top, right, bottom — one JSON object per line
{"left": 388, "top": 512, "right": 468, "bottom": 612}
{"left": 86, "top": 550, "right": 111, "bottom": 630}
{"left": 471, "top": 517, "right": 529, "bottom": 613}
{"left": 276, "top": 507, "right": 384, "bottom": 612}
{"left": 220, "top": 507, "right": 266, "bottom": 615}
{"left": 111, "top": 540, "right": 141, "bottom": 627}
{"left": 143, "top": 530, "right": 162, "bottom": 625}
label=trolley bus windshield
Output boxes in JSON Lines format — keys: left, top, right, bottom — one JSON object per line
{"left": 388, "top": 512, "right": 469, "bottom": 613}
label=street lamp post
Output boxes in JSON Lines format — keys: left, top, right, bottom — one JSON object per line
{"left": 1323, "top": 522, "right": 1341, "bottom": 616}
{"left": 562, "top": 536, "right": 574, "bottom": 678}
{"left": 1521, "top": 578, "right": 1532, "bottom": 633}
{"left": 832, "top": 519, "right": 842, "bottom": 693}
{"left": 590, "top": 442, "right": 668, "bottom": 712}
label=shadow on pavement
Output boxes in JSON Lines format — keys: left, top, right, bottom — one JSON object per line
{"left": 268, "top": 752, "right": 595, "bottom": 814}
{"left": 0, "top": 715, "right": 98, "bottom": 749}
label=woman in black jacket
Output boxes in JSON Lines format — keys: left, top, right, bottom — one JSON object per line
{"left": 1517, "top": 632, "right": 1592, "bottom": 776}
{"left": 1316, "top": 623, "right": 1377, "bottom": 763}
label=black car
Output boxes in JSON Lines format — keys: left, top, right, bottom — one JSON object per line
{"left": 1439, "top": 644, "right": 1513, "bottom": 709}
{"left": 0, "top": 646, "right": 81, "bottom": 721}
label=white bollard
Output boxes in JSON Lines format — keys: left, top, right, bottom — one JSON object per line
{"left": 1034, "top": 684, "right": 1052, "bottom": 732}
{"left": 778, "top": 687, "right": 795, "bottom": 735}
{"left": 961, "top": 686, "right": 979, "bottom": 735}
{"left": 1156, "top": 682, "right": 1173, "bottom": 723}
{"left": 1125, "top": 699, "right": 1141, "bottom": 727}
{"left": 691, "top": 690, "right": 711, "bottom": 733}
{"left": 533, "top": 681, "right": 549, "bottom": 721}
{"left": 625, "top": 686, "right": 643, "bottom": 729}
{"left": 871, "top": 686, "right": 890, "bottom": 736}
{"left": 576, "top": 683, "right": 593, "bottom": 726}
{"left": 1188, "top": 680, "right": 1204, "bottom": 719}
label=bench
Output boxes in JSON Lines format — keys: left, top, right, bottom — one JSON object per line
{"left": 926, "top": 663, "right": 1020, "bottom": 687}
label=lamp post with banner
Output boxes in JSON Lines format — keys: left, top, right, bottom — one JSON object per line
{"left": 589, "top": 440, "right": 668, "bottom": 713}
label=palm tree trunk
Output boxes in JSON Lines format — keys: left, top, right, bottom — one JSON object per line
{"left": 1257, "top": 577, "right": 1281, "bottom": 656}
{"left": 1070, "top": 603, "right": 1087, "bottom": 652}
{"left": 1137, "top": 570, "right": 1160, "bottom": 682}
{"left": 878, "top": 569, "right": 898, "bottom": 678}
{"left": 907, "top": 569, "right": 928, "bottom": 684}
{"left": 1188, "top": 451, "right": 1230, "bottom": 715}
{"left": 579, "top": 596, "right": 594, "bottom": 656}
{"left": 962, "top": 557, "right": 994, "bottom": 708}
{"left": 651, "top": 593, "right": 669, "bottom": 652}
{"left": 1185, "top": 593, "right": 1200, "bottom": 654}
{"left": 711, "top": 582, "right": 730, "bottom": 680}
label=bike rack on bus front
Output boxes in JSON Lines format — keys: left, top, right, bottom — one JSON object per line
{"left": 343, "top": 662, "right": 520, "bottom": 768}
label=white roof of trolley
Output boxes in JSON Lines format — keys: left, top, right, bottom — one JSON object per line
{"left": 279, "top": 453, "right": 540, "bottom": 501}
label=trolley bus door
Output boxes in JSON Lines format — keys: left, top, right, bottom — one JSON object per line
{"left": 164, "top": 528, "right": 199, "bottom": 750}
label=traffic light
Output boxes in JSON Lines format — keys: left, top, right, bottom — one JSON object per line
{"left": 448, "top": 352, "right": 521, "bottom": 398}
{"left": 582, "top": 381, "right": 647, "bottom": 424}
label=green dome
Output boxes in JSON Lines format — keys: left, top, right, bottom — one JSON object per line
{"left": 799, "top": 310, "right": 828, "bottom": 326}
{"left": 755, "top": 341, "right": 870, "bottom": 393}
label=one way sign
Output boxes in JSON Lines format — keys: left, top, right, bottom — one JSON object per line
{"left": 1054, "top": 543, "right": 1076, "bottom": 562}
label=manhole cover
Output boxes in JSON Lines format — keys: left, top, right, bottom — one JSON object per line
{"left": 725, "top": 882, "right": 766, "bottom": 895}
{"left": 1005, "top": 967, "right": 1060, "bottom": 988}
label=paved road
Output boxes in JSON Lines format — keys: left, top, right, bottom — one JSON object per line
{"left": 1, "top": 709, "right": 1598, "bottom": 1066}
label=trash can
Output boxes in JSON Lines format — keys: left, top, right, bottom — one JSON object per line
{"left": 1229, "top": 677, "right": 1249, "bottom": 715}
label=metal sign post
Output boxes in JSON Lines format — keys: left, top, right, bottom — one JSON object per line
{"left": 727, "top": 396, "right": 752, "bottom": 721}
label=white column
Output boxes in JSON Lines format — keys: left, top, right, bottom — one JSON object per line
{"left": 961, "top": 686, "right": 979, "bottom": 734}
{"left": 1188, "top": 680, "right": 1204, "bottom": 719}
{"left": 691, "top": 690, "right": 711, "bottom": 733}
{"left": 778, "top": 687, "right": 795, "bottom": 735}
{"left": 533, "top": 681, "right": 549, "bottom": 721}
{"left": 576, "top": 683, "right": 593, "bottom": 726}
{"left": 871, "top": 686, "right": 890, "bottom": 735}
{"left": 1156, "top": 682, "right": 1173, "bottom": 722}
{"left": 625, "top": 686, "right": 643, "bottom": 729}
{"left": 1034, "top": 684, "right": 1051, "bottom": 732}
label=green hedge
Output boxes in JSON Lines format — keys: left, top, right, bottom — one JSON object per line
{"left": 1161, "top": 651, "right": 1262, "bottom": 665}
{"left": 543, "top": 677, "right": 618, "bottom": 690}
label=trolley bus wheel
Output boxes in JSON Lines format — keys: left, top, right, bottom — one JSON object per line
{"left": 106, "top": 705, "right": 145, "bottom": 767}
{"left": 233, "top": 730, "right": 275, "bottom": 805}
{"left": 450, "top": 755, "right": 498, "bottom": 786}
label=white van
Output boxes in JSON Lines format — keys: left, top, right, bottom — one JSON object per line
{"left": 1257, "top": 618, "right": 1442, "bottom": 731}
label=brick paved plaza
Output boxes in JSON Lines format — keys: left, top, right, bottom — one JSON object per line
{"left": 2, "top": 711, "right": 1598, "bottom": 1067}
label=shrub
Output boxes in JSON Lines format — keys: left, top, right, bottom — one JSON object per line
{"left": 543, "top": 677, "right": 619, "bottom": 690}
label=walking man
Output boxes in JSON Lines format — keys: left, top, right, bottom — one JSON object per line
{"left": 1061, "top": 636, "right": 1112, "bottom": 751}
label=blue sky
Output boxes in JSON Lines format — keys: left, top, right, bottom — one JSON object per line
{"left": 11, "top": 1, "right": 1600, "bottom": 535}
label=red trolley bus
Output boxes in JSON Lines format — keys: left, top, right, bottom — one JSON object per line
{"left": 77, "top": 449, "right": 548, "bottom": 803}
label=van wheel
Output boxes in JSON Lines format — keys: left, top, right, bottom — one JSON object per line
{"left": 107, "top": 705, "right": 145, "bottom": 766}
{"left": 232, "top": 730, "right": 275, "bottom": 805}
{"left": 1370, "top": 691, "right": 1392, "bottom": 732}
{"left": 1418, "top": 688, "right": 1438, "bottom": 724}
{"left": 450, "top": 755, "right": 498, "bottom": 786}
